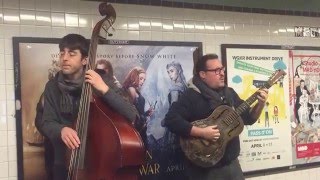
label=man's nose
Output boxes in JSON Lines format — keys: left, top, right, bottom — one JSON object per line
{"left": 62, "top": 55, "right": 70, "bottom": 61}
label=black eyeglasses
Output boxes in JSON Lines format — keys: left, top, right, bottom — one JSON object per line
{"left": 205, "top": 67, "right": 225, "bottom": 75}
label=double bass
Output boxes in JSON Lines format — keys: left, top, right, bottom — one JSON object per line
{"left": 67, "top": 2, "right": 145, "bottom": 180}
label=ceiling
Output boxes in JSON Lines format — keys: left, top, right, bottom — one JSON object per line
{"left": 172, "top": 0, "right": 320, "bottom": 12}
{"left": 86, "top": 0, "right": 320, "bottom": 13}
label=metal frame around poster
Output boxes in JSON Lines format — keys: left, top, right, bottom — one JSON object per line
{"left": 221, "top": 44, "right": 320, "bottom": 177}
{"left": 13, "top": 37, "right": 202, "bottom": 180}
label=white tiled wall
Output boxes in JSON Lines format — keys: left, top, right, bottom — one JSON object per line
{"left": 0, "top": 0, "right": 320, "bottom": 179}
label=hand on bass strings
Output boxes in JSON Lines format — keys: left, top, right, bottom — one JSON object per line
{"left": 61, "top": 127, "right": 80, "bottom": 150}
{"left": 85, "top": 69, "right": 110, "bottom": 95}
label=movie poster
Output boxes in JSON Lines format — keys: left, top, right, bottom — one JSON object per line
{"left": 224, "top": 47, "right": 293, "bottom": 172}
{"left": 289, "top": 50, "right": 320, "bottom": 165}
{"left": 18, "top": 42, "right": 60, "bottom": 180}
{"left": 14, "top": 38, "right": 201, "bottom": 180}
{"left": 96, "top": 44, "right": 198, "bottom": 180}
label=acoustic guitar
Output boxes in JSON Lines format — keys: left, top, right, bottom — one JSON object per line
{"left": 180, "top": 70, "right": 286, "bottom": 167}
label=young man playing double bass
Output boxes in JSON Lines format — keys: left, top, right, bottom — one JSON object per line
{"left": 38, "top": 34, "right": 138, "bottom": 180}
{"left": 164, "top": 54, "right": 268, "bottom": 180}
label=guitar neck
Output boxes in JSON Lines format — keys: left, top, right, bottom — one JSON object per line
{"left": 235, "top": 84, "right": 271, "bottom": 115}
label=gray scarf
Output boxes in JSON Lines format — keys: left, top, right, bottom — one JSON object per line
{"left": 192, "top": 76, "right": 233, "bottom": 110}
{"left": 56, "top": 71, "right": 83, "bottom": 114}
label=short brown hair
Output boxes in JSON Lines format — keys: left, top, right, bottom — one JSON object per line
{"left": 195, "top": 54, "right": 219, "bottom": 76}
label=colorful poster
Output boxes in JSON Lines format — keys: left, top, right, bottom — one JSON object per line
{"left": 96, "top": 44, "right": 198, "bottom": 180}
{"left": 14, "top": 38, "right": 201, "bottom": 180}
{"left": 224, "top": 47, "right": 293, "bottom": 172}
{"left": 289, "top": 50, "right": 320, "bottom": 164}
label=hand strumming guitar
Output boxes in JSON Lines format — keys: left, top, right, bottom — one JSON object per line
{"left": 190, "top": 125, "right": 220, "bottom": 142}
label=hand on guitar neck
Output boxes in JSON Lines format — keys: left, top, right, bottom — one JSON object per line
{"left": 250, "top": 88, "right": 269, "bottom": 120}
{"left": 256, "top": 88, "right": 268, "bottom": 105}
{"left": 190, "top": 125, "right": 220, "bottom": 141}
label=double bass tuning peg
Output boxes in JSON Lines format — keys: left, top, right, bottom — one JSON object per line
{"left": 102, "top": 23, "right": 115, "bottom": 37}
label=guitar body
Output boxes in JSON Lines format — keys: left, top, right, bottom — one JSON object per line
{"left": 180, "top": 105, "right": 244, "bottom": 167}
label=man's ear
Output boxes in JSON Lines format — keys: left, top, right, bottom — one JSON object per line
{"left": 82, "top": 57, "right": 88, "bottom": 65}
{"left": 199, "top": 71, "right": 206, "bottom": 79}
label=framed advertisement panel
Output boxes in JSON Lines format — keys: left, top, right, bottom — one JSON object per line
{"left": 13, "top": 37, "right": 202, "bottom": 180}
{"left": 222, "top": 44, "right": 320, "bottom": 175}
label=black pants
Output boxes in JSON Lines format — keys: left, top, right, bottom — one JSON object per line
{"left": 185, "top": 159, "right": 244, "bottom": 180}
{"left": 44, "top": 139, "right": 54, "bottom": 180}
{"left": 51, "top": 138, "right": 68, "bottom": 180}
{"left": 295, "top": 103, "right": 314, "bottom": 124}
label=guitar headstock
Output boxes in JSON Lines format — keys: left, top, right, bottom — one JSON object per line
{"left": 266, "top": 70, "right": 286, "bottom": 88}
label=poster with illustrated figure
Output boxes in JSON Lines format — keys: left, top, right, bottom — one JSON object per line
{"left": 13, "top": 37, "right": 201, "bottom": 180}
{"left": 289, "top": 50, "right": 320, "bottom": 165}
{"left": 96, "top": 43, "right": 200, "bottom": 180}
{"left": 222, "top": 45, "right": 293, "bottom": 172}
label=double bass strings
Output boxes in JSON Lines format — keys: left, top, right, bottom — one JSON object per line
{"left": 68, "top": 62, "right": 93, "bottom": 179}
{"left": 67, "top": 11, "right": 111, "bottom": 178}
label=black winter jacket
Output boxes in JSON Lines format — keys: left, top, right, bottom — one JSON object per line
{"left": 164, "top": 84, "right": 255, "bottom": 167}
{"left": 39, "top": 74, "right": 138, "bottom": 142}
